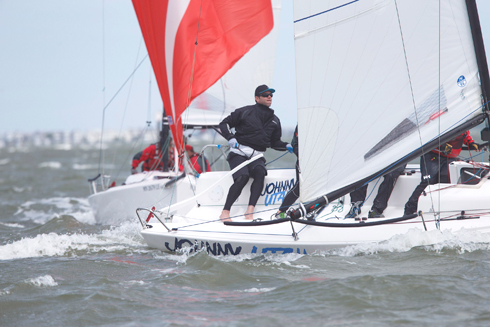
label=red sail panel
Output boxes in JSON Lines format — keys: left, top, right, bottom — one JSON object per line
{"left": 132, "top": 0, "right": 273, "bottom": 151}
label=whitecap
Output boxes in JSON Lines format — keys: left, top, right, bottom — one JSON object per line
{"left": 17, "top": 197, "right": 95, "bottom": 225}
{"left": 73, "top": 163, "right": 115, "bottom": 170}
{"left": 328, "top": 228, "right": 490, "bottom": 257}
{"left": 26, "top": 275, "right": 58, "bottom": 287}
{"left": 0, "top": 289, "right": 11, "bottom": 296}
{"left": 0, "top": 158, "right": 10, "bottom": 165}
{"left": 39, "top": 161, "right": 61, "bottom": 169}
{"left": 123, "top": 280, "right": 145, "bottom": 286}
{"left": 0, "top": 221, "right": 145, "bottom": 260}
{"left": 239, "top": 287, "right": 276, "bottom": 293}
{"left": 0, "top": 222, "right": 24, "bottom": 228}
{"left": 72, "top": 163, "right": 97, "bottom": 170}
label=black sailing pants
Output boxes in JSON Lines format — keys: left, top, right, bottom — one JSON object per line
{"left": 278, "top": 159, "right": 300, "bottom": 213}
{"left": 404, "top": 152, "right": 455, "bottom": 214}
{"left": 350, "top": 164, "right": 406, "bottom": 213}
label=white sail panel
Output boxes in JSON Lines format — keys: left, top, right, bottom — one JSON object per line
{"left": 294, "top": 0, "right": 483, "bottom": 202}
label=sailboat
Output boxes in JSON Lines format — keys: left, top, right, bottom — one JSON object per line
{"left": 133, "top": 0, "right": 490, "bottom": 255}
{"left": 88, "top": 0, "right": 285, "bottom": 225}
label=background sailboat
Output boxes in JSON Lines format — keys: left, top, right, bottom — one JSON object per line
{"left": 88, "top": 0, "right": 287, "bottom": 225}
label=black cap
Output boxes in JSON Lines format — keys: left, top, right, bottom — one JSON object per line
{"left": 255, "top": 84, "right": 276, "bottom": 96}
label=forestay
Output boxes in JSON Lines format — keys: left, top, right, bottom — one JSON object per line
{"left": 293, "top": 0, "right": 484, "bottom": 202}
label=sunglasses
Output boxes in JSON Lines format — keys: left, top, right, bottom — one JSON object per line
{"left": 260, "top": 93, "right": 273, "bottom": 97}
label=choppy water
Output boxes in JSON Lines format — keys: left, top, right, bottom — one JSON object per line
{"left": 2, "top": 144, "right": 490, "bottom": 327}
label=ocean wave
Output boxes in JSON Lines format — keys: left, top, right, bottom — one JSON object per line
{"left": 39, "top": 161, "right": 61, "bottom": 169}
{"left": 0, "top": 221, "right": 145, "bottom": 260}
{"left": 25, "top": 275, "right": 58, "bottom": 287}
{"left": 17, "top": 197, "right": 95, "bottom": 225}
{"left": 327, "top": 228, "right": 490, "bottom": 257}
{"left": 239, "top": 287, "right": 276, "bottom": 293}
{"left": 0, "top": 222, "right": 24, "bottom": 228}
{"left": 72, "top": 163, "right": 98, "bottom": 170}
{"left": 73, "top": 163, "right": 116, "bottom": 170}
{"left": 13, "top": 186, "right": 32, "bottom": 193}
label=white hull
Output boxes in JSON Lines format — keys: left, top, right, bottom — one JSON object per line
{"left": 142, "top": 214, "right": 490, "bottom": 255}
{"left": 89, "top": 171, "right": 196, "bottom": 225}
{"left": 138, "top": 161, "right": 490, "bottom": 254}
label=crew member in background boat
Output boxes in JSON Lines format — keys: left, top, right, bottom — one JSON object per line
{"left": 218, "top": 84, "right": 293, "bottom": 221}
{"left": 179, "top": 144, "right": 211, "bottom": 174}
{"left": 168, "top": 139, "right": 178, "bottom": 171}
{"left": 403, "top": 131, "right": 479, "bottom": 216}
{"left": 346, "top": 164, "right": 407, "bottom": 219}
{"left": 276, "top": 125, "right": 299, "bottom": 218}
{"left": 131, "top": 137, "right": 174, "bottom": 174}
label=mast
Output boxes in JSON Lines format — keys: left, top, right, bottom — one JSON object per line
{"left": 466, "top": 0, "right": 490, "bottom": 112}
{"left": 160, "top": 107, "right": 170, "bottom": 172}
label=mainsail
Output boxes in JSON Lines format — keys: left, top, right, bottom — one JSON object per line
{"left": 132, "top": 0, "right": 274, "bottom": 150}
{"left": 293, "top": 0, "right": 489, "bottom": 205}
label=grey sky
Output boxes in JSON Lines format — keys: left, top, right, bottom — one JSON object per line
{"left": 0, "top": 0, "right": 489, "bottom": 133}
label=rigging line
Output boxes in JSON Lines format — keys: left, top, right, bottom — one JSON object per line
{"left": 164, "top": 153, "right": 199, "bottom": 219}
{"left": 110, "top": 37, "right": 145, "bottom": 179}
{"left": 437, "top": 0, "right": 442, "bottom": 221}
{"left": 173, "top": 205, "right": 285, "bottom": 229}
{"left": 111, "top": 124, "right": 151, "bottom": 183}
{"left": 211, "top": 79, "right": 228, "bottom": 162}
{"left": 294, "top": 0, "right": 359, "bottom": 23}
{"left": 171, "top": 0, "right": 204, "bottom": 211}
{"left": 97, "top": 54, "right": 149, "bottom": 174}
{"left": 147, "top": 67, "right": 152, "bottom": 124}
{"left": 265, "top": 152, "right": 289, "bottom": 166}
{"left": 102, "top": 55, "right": 149, "bottom": 113}
{"left": 394, "top": 0, "right": 437, "bottom": 216}
{"left": 394, "top": 0, "right": 423, "bottom": 159}
{"left": 181, "top": 0, "right": 204, "bottom": 151}
{"left": 146, "top": 136, "right": 171, "bottom": 173}
{"left": 98, "top": 0, "right": 106, "bottom": 176}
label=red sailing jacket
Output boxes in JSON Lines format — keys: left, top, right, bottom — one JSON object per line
{"left": 132, "top": 144, "right": 163, "bottom": 172}
{"left": 432, "top": 131, "right": 474, "bottom": 158}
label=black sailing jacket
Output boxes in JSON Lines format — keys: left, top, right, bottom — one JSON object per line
{"left": 219, "top": 103, "right": 288, "bottom": 152}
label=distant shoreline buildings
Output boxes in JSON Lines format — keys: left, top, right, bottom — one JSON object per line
{"left": 0, "top": 130, "right": 156, "bottom": 150}
{"left": 0, "top": 127, "right": 295, "bottom": 150}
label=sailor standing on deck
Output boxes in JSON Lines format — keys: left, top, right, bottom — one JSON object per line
{"left": 219, "top": 85, "right": 293, "bottom": 221}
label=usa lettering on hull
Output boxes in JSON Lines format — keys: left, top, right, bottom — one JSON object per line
{"left": 252, "top": 246, "right": 308, "bottom": 255}
{"left": 260, "top": 178, "right": 295, "bottom": 206}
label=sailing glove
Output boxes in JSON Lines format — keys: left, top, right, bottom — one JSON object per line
{"left": 441, "top": 143, "right": 452, "bottom": 155}
{"left": 228, "top": 138, "right": 239, "bottom": 149}
{"left": 131, "top": 168, "right": 138, "bottom": 174}
{"left": 286, "top": 144, "right": 293, "bottom": 153}
{"left": 469, "top": 142, "right": 479, "bottom": 151}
